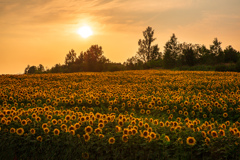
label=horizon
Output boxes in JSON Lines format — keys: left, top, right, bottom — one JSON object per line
{"left": 1, "top": 0, "right": 240, "bottom": 74}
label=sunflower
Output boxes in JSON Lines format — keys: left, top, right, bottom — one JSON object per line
{"left": 205, "top": 137, "right": 210, "bottom": 145}
{"left": 83, "top": 134, "right": 90, "bottom": 142}
{"left": 122, "top": 128, "right": 128, "bottom": 135}
{"left": 30, "top": 128, "right": 36, "bottom": 134}
{"left": 142, "top": 130, "right": 149, "bottom": 138}
{"left": 21, "top": 119, "right": 27, "bottom": 126}
{"left": 99, "top": 134, "right": 104, "bottom": 139}
{"left": 10, "top": 128, "right": 15, "bottom": 134}
{"left": 138, "top": 121, "right": 143, "bottom": 127}
{"left": 218, "top": 129, "right": 225, "bottom": 136}
{"left": 229, "top": 128, "right": 235, "bottom": 135}
{"left": 223, "top": 113, "right": 228, "bottom": 118}
{"left": 108, "top": 137, "right": 115, "bottom": 144}
{"left": 201, "top": 131, "right": 207, "bottom": 138}
{"left": 132, "top": 128, "right": 138, "bottom": 135}
{"left": 140, "top": 109, "right": 145, "bottom": 114}
{"left": 68, "top": 125, "right": 75, "bottom": 132}
{"left": 82, "top": 152, "right": 89, "bottom": 159}
{"left": 115, "top": 126, "right": 121, "bottom": 133}
{"left": 211, "top": 130, "right": 218, "bottom": 138}
{"left": 122, "top": 134, "right": 128, "bottom": 143}
{"left": 69, "top": 130, "right": 75, "bottom": 135}
{"left": 165, "top": 135, "right": 170, "bottom": 142}
{"left": 52, "top": 119, "right": 57, "bottom": 125}
{"left": 153, "top": 120, "right": 158, "bottom": 125}
{"left": 146, "top": 135, "right": 152, "bottom": 142}
{"left": 85, "top": 126, "right": 93, "bottom": 134}
{"left": 150, "top": 132, "right": 156, "bottom": 139}
{"left": 144, "top": 123, "right": 149, "bottom": 129}
{"left": 146, "top": 110, "right": 151, "bottom": 115}
{"left": 186, "top": 137, "right": 196, "bottom": 146}
{"left": 42, "top": 123, "right": 48, "bottom": 129}
{"left": 43, "top": 127, "right": 50, "bottom": 134}
{"left": 74, "top": 123, "right": 81, "bottom": 129}
{"left": 128, "top": 129, "right": 133, "bottom": 135}
{"left": 98, "top": 122, "right": 104, "bottom": 129}
{"left": 16, "top": 128, "right": 24, "bottom": 136}
{"left": 159, "top": 122, "right": 165, "bottom": 127}
{"left": 94, "top": 128, "right": 102, "bottom": 135}
{"left": 35, "top": 116, "right": 41, "bottom": 122}
{"left": 61, "top": 124, "right": 67, "bottom": 131}
{"left": 53, "top": 128, "right": 60, "bottom": 136}
{"left": 37, "top": 136, "right": 42, "bottom": 142}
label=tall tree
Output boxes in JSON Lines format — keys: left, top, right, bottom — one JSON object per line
{"left": 83, "top": 45, "right": 109, "bottom": 72}
{"left": 65, "top": 49, "right": 77, "bottom": 66}
{"left": 137, "top": 26, "right": 160, "bottom": 63}
{"left": 24, "top": 65, "right": 30, "bottom": 74}
{"left": 197, "top": 45, "right": 211, "bottom": 64}
{"left": 28, "top": 66, "right": 37, "bottom": 74}
{"left": 224, "top": 45, "right": 239, "bottom": 63}
{"left": 210, "top": 38, "right": 224, "bottom": 64}
{"left": 163, "top": 33, "right": 179, "bottom": 68}
{"left": 38, "top": 64, "right": 45, "bottom": 73}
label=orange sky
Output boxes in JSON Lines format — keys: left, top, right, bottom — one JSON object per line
{"left": 1, "top": 0, "right": 240, "bottom": 74}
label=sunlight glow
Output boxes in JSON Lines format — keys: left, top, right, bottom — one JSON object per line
{"left": 77, "top": 26, "right": 93, "bottom": 38}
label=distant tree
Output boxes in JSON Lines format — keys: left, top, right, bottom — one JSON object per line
{"left": 28, "top": 66, "right": 37, "bottom": 74}
{"left": 197, "top": 45, "right": 211, "bottom": 64}
{"left": 163, "top": 33, "right": 179, "bottom": 68}
{"left": 83, "top": 45, "right": 109, "bottom": 72}
{"left": 210, "top": 38, "right": 224, "bottom": 64}
{"left": 24, "top": 65, "right": 30, "bottom": 74}
{"left": 179, "top": 43, "right": 198, "bottom": 66}
{"left": 224, "top": 45, "right": 239, "bottom": 63}
{"left": 38, "top": 64, "right": 45, "bottom": 73}
{"left": 65, "top": 49, "right": 77, "bottom": 66}
{"left": 137, "top": 26, "right": 160, "bottom": 63}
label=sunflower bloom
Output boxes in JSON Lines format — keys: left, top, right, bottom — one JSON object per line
{"left": 186, "top": 137, "right": 196, "bottom": 146}
{"left": 53, "top": 128, "right": 60, "bottom": 136}
{"left": 108, "top": 137, "right": 115, "bottom": 144}
{"left": 16, "top": 128, "right": 24, "bottom": 136}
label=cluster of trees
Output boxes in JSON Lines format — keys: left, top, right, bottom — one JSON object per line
{"left": 24, "top": 26, "right": 240, "bottom": 74}
{"left": 24, "top": 45, "right": 124, "bottom": 74}
{"left": 124, "top": 27, "right": 240, "bottom": 71}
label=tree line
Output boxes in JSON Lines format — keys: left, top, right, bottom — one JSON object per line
{"left": 24, "top": 26, "right": 240, "bottom": 74}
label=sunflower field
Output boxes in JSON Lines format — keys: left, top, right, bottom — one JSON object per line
{"left": 0, "top": 70, "right": 240, "bottom": 160}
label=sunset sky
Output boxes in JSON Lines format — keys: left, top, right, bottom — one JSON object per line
{"left": 1, "top": 0, "right": 240, "bottom": 74}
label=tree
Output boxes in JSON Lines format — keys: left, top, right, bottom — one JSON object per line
{"left": 83, "top": 45, "right": 109, "bottom": 72}
{"left": 38, "top": 64, "right": 45, "bottom": 73}
{"left": 210, "top": 38, "right": 224, "bottom": 64}
{"left": 163, "top": 33, "right": 179, "bottom": 68}
{"left": 65, "top": 49, "right": 77, "bottom": 66}
{"left": 197, "top": 45, "right": 211, "bottom": 64}
{"left": 224, "top": 45, "right": 239, "bottom": 63}
{"left": 137, "top": 26, "right": 160, "bottom": 63}
{"left": 28, "top": 66, "right": 37, "bottom": 74}
{"left": 24, "top": 65, "right": 30, "bottom": 74}
{"left": 182, "top": 44, "right": 197, "bottom": 66}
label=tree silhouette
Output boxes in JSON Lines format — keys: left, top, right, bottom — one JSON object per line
{"left": 224, "top": 45, "right": 238, "bottom": 63}
{"left": 210, "top": 38, "right": 224, "bottom": 64}
{"left": 65, "top": 49, "right": 77, "bottom": 66}
{"left": 28, "top": 66, "right": 37, "bottom": 74}
{"left": 137, "top": 26, "right": 160, "bottom": 63}
{"left": 163, "top": 34, "right": 179, "bottom": 68}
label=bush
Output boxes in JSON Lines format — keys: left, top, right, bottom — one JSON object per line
{"left": 236, "top": 59, "right": 240, "bottom": 72}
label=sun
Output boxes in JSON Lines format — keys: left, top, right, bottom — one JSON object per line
{"left": 77, "top": 26, "right": 93, "bottom": 38}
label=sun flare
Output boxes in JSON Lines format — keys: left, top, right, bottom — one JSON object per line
{"left": 77, "top": 26, "right": 93, "bottom": 38}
